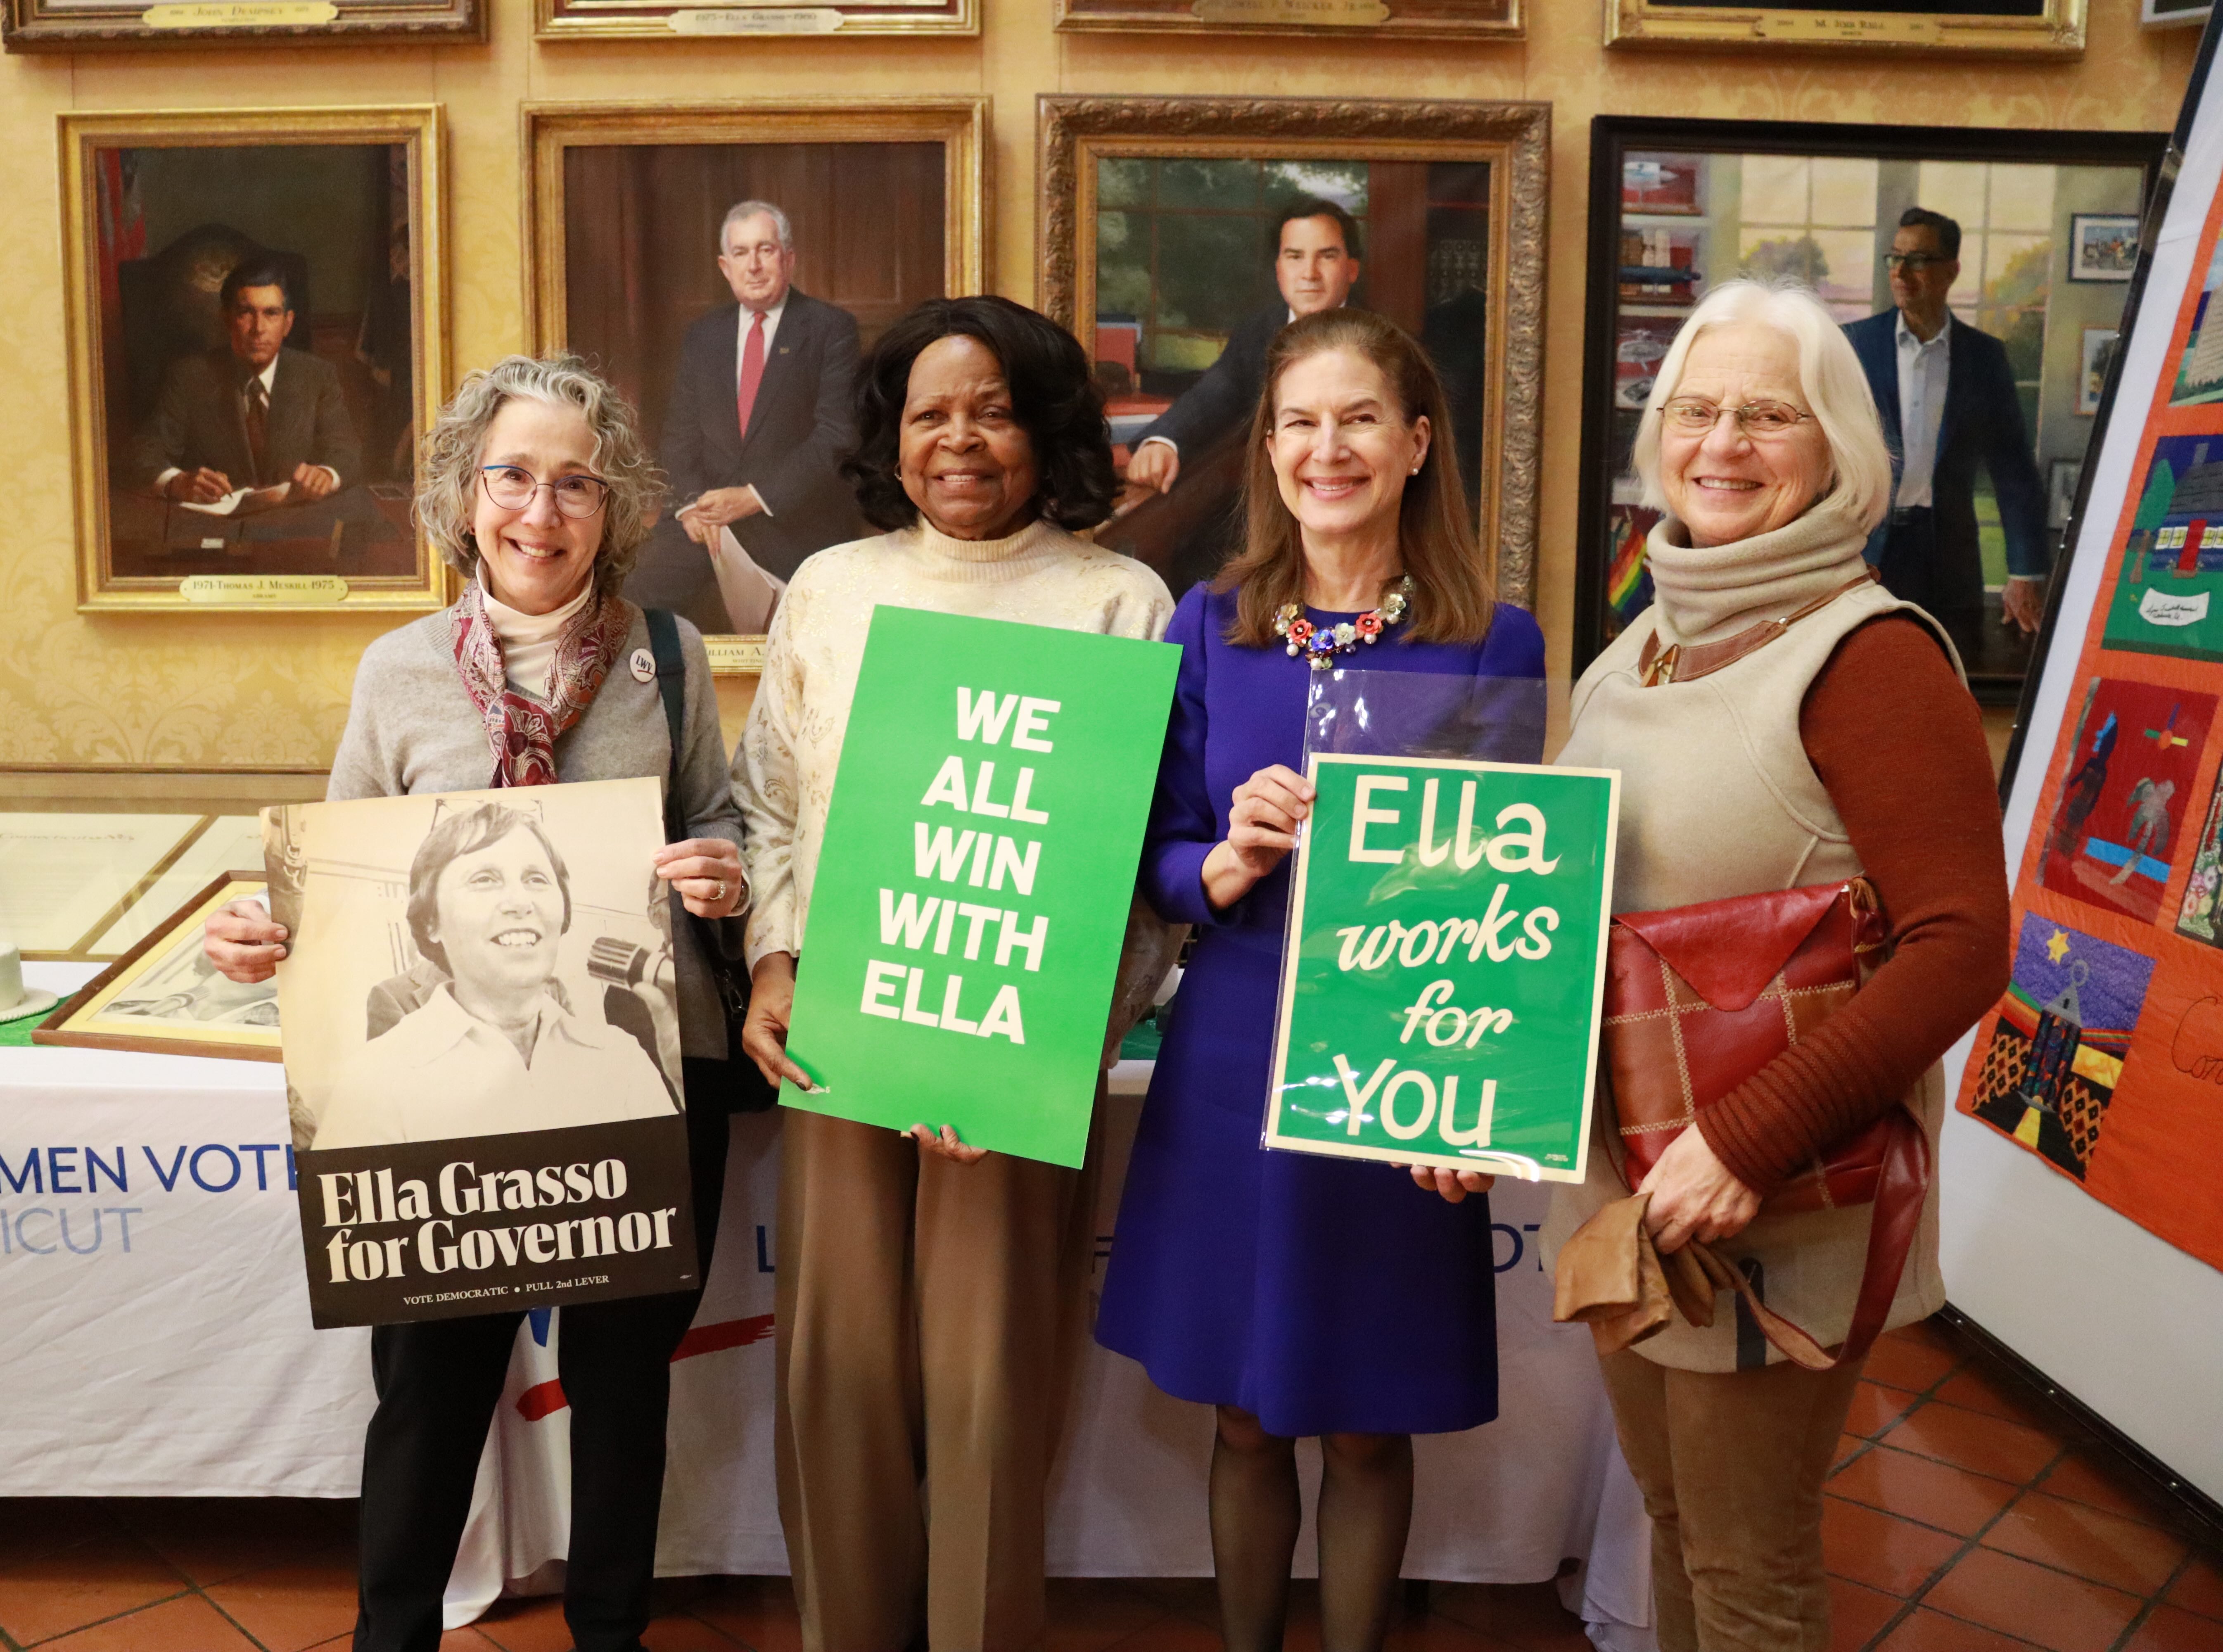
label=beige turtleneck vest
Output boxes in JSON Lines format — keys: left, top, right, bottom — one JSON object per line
{"left": 1545, "top": 507, "right": 1959, "bottom": 1372}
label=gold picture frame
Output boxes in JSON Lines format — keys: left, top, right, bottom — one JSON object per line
{"left": 1604, "top": 0, "right": 2085, "bottom": 56}
{"left": 525, "top": 99, "right": 988, "bottom": 676}
{"left": 61, "top": 106, "right": 450, "bottom": 615}
{"left": 34, "top": 872, "right": 281, "bottom": 1061}
{"left": 1054, "top": 0, "right": 1518, "bottom": 37}
{"left": 7, "top": 0, "right": 479, "bottom": 52}
{"left": 534, "top": 0, "right": 972, "bottom": 42}
{"left": 1037, "top": 95, "right": 1549, "bottom": 610}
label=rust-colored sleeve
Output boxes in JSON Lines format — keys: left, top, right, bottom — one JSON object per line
{"left": 1694, "top": 615, "right": 2013, "bottom": 1193}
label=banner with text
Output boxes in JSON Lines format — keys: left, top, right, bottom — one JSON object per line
{"left": 783, "top": 607, "right": 1179, "bottom": 1166}
{"left": 1265, "top": 756, "right": 1618, "bottom": 1182}
{"left": 268, "top": 779, "right": 700, "bottom": 1326}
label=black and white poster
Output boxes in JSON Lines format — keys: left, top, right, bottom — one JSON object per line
{"left": 263, "top": 778, "right": 698, "bottom": 1327}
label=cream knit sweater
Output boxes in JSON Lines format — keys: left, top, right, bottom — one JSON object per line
{"left": 733, "top": 518, "right": 1176, "bottom": 971}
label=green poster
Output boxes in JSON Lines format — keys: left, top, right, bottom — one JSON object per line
{"left": 1265, "top": 755, "right": 1619, "bottom": 1182}
{"left": 782, "top": 606, "right": 1180, "bottom": 1167}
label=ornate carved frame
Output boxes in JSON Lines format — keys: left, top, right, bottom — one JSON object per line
{"left": 60, "top": 105, "right": 450, "bottom": 615}
{"left": 1037, "top": 96, "right": 1549, "bottom": 610}
{"left": 1605, "top": 0, "right": 2084, "bottom": 56}
{"left": 1053, "top": 0, "right": 1519, "bottom": 38}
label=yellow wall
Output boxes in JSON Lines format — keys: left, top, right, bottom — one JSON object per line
{"left": 0, "top": 0, "right": 2199, "bottom": 773}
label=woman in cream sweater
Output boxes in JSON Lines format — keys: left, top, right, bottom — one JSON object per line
{"left": 733, "top": 294, "right": 1173, "bottom": 1652}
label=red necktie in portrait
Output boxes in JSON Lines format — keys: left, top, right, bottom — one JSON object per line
{"left": 736, "top": 309, "right": 768, "bottom": 444}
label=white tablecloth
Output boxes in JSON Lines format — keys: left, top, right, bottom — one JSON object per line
{"left": 0, "top": 963, "right": 1653, "bottom": 1648}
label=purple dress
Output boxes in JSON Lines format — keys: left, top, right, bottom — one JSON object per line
{"left": 1096, "top": 583, "right": 1547, "bottom": 1438}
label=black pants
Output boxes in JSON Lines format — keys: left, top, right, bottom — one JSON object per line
{"left": 351, "top": 1063, "right": 733, "bottom": 1652}
{"left": 1874, "top": 507, "right": 1984, "bottom": 660}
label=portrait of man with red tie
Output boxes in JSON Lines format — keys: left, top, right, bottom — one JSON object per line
{"left": 128, "top": 258, "right": 363, "bottom": 518}
{"left": 626, "top": 199, "right": 866, "bottom": 632}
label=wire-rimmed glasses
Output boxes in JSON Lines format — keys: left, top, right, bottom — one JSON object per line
{"left": 478, "top": 464, "right": 611, "bottom": 518}
{"left": 1657, "top": 397, "right": 1815, "bottom": 440}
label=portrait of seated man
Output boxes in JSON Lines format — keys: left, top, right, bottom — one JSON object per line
{"left": 128, "top": 257, "right": 363, "bottom": 515}
{"left": 625, "top": 199, "right": 866, "bottom": 634}
{"left": 311, "top": 802, "right": 677, "bottom": 1151}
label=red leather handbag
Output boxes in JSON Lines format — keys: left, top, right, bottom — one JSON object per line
{"left": 1601, "top": 878, "right": 1929, "bottom": 1368}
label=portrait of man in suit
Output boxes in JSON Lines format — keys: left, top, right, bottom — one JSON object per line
{"left": 1844, "top": 206, "right": 2050, "bottom": 659}
{"left": 1122, "top": 197, "right": 1364, "bottom": 504}
{"left": 624, "top": 199, "right": 865, "bottom": 633}
{"left": 129, "top": 258, "right": 362, "bottom": 511}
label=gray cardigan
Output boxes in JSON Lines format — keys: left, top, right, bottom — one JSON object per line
{"left": 328, "top": 598, "right": 747, "bottom": 1059}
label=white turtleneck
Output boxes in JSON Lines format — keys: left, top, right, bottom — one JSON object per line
{"left": 480, "top": 579, "right": 595, "bottom": 701}
{"left": 733, "top": 517, "right": 1175, "bottom": 966}
{"left": 1641, "top": 505, "right": 1876, "bottom": 647}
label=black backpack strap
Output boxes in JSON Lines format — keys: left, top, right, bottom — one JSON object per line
{"left": 643, "top": 608, "right": 688, "bottom": 845}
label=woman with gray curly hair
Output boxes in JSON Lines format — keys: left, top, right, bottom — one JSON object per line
{"left": 202, "top": 354, "right": 748, "bottom": 1652}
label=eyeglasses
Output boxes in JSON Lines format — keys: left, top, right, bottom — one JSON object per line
{"left": 478, "top": 465, "right": 610, "bottom": 519}
{"left": 1658, "top": 398, "right": 1814, "bottom": 439}
{"left": 1884, "top": 252, "right": 1952, "bottom": 272}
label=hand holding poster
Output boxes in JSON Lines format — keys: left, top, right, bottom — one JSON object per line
{"left": 266, "top": 778, "right": 700, "bottom": 1327}
{"left": 782, "top": 607, "right": 1179, "bottom": 1167}
{"left": 1265, "top": 756, "right": 1618, "bottom": 1181}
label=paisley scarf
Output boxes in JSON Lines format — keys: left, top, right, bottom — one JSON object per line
{"left": 450, "top": 579, "right": 632, "bottom": 788}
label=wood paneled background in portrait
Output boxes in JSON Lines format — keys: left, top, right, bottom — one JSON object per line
{"left": 562, "top": 142, "right": 945, "bottom": 458}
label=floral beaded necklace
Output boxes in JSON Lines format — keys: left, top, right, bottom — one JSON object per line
{"left": 1274, "top": 577, "right": 1414, "bottom": 671}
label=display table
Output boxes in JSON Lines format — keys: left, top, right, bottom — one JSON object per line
{"left": 0, "top": 964, "right": 1654, "bottom": 1649}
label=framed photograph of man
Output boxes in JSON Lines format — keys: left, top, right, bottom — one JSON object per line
{"left": 532, "top": 0, "right": 972, "bottom": 42}
{"left": 524, "top": 100, "right": 986, "bottom": 652}
{"left": 60, "top": 107, "right": 448, "bottom": 614}
{"left": 1053, "top": 0, "right": 1520, "bottom": 37}
{"left": 34, "top": 874, "right": 280, "bottom": 1061}
{"left": 1037, "top": 96, "right": 1549, "bottom": 608}
{"left": 1604, "top": 0, "right": 2086, "bottom": 56}
{"left": 267, "top": 778, "right": 701, "bottom": 1326}
{"left": 1574, "top": 116, "right": 2163, "bottom": 706}
{"left": 7, "top": 0, "right": 479, "bottom": 51}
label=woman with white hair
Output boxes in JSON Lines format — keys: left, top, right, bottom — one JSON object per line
{"left": 201, "top": 354, "right": 746, "bottom": 1652}
{"left": 1544, "top": 280, "right": 2009, "bottom": 1651}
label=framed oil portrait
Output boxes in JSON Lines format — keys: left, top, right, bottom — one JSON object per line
{"left": 1037, "top": 96, "right": 1549, "bottom": 609}
{"left": 524, "top": 100, "right": 986, "bottom": 663}
{"left": 61, "top": 107, "right": 448, "bottom": 615}
{"left": 1575, "top": 116, "right": 2163, "bottom": 706}
{"left": 1604, "top": 0, "right": 2085, "bottom": 56}
{"left": 34, "top": 873, "right": 280, "bottom": 1061}
{"left": 7, "top": 0, "right": 479, "bottom": 51}
{"left": 1054, "top": 0, "right": 1519, "bottom": 37}
{"left": 2069, "top": 212, "right": 2141, "bottom": 282}
{"left": 534, "top": 0, "right": 971, "bottom": 41}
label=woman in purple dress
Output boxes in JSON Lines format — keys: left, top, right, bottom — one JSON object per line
{"left": 1097, "top": 309, "right": 1545, "bottom": 1651}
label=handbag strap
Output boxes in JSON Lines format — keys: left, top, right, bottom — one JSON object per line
{"left": 1638, "top": 571, "right": 1878, "bottom": 687}
{"left": 1688, "top": 1105, "right": 1931, "bottom": 1371}
{"left": 643, "top": 607, "right": 688, "bottom": 846}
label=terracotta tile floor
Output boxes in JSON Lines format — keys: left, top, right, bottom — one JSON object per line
{"left": 0, "top": 1318, "right": 2215, "bottom": 1651}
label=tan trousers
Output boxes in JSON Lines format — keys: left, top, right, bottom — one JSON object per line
{"left": 1598, "top": 1348, "right": 1866, "bottom": 1652}
{"left": 773, "top": 1104, "right": 1101, "bottom": 1652}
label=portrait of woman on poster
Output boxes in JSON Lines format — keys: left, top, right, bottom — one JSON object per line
{"left": 309, "top": 800, "right": 677, "bottom": 1151}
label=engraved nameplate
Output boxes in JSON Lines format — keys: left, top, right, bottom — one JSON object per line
{"left": 179, "top": 574, "right": 350, "bottom": 605}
